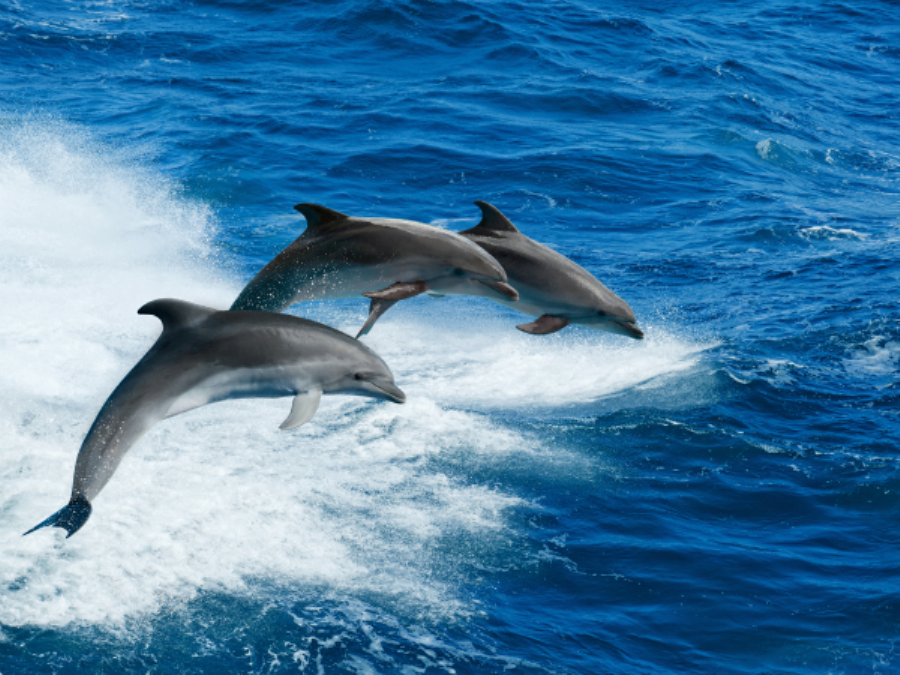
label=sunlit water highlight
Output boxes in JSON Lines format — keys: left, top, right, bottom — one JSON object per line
{"left": 1, "top": 125, "right": 702, "bottom": 633}
{"left": 1, "top": 1, "right": 899, "bottom": 673}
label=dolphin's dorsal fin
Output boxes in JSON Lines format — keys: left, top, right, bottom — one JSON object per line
{"left": 462, "top": 201, "right": 520, "bottom": 235}
{"left": 294, "top": 203, "right": 350, "bottom": 233}
{"left": 138, "top": 299, "right": 216, "bottom": 332}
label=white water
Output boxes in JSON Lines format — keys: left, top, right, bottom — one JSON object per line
{"left": 0, "top": 122, "right": 712, "bottom": 629}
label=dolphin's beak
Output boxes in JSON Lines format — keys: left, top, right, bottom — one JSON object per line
{"left": 369, "top": 379, "right": 406, "bottom": 403}
{"left": 475, "top": 279, "right": 519, "bottom": 301}
{"left": 615, "top": 320, "right": 645, "bottom": 340}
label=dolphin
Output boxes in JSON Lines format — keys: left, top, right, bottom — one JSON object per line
{"left": 25, "top": 299, "right": 405, "bottom": 538}
{"left": 230, "top": 203, "right": 519, "bottom": 337}
{"left": 459, "top": 202, "right": 644, "bottom": 338}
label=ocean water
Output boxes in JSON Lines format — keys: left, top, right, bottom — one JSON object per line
{"left": 1, "top": 0, "right": 898, "bottom": 673}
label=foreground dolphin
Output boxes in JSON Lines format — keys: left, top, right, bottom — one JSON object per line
{"left": 459, "top": 202, "right": 644, "bottom": 338}
{"left": 230, "top": 203, "right": 519, "bottom": 337}
{"left": 25, "top": 299, "right": 405, "bottom": 538}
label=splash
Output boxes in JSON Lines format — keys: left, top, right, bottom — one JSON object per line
{"left": 354, "top": 310, "right": 710, "bottom": 411}
{"left": 799, "top": 225, "right": 869, "bottom": 241}
{"left": 0, "top": 121, "right": 528, "bottom": 628}
{"left": 0, "top": 121, "right": 710, "bottom": 629}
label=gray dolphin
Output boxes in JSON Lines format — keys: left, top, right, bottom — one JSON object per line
{"left": 230, "top": 203, "right": 519, "bottom": 337}
{"left": 459, "top": 202, "right": 644, "bottom": 339}
{"left": 25, "top": 299, "right": 405, "bottom": 538}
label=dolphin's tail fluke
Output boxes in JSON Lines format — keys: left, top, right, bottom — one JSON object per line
{"left": 24, "top": 494, "right": 92, "bottom": 538}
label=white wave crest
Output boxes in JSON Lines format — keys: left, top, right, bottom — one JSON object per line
{"left": 799, "top": 225, "right": 869, "bottom": 241}
{"left": 0, "top": 121, "right": 712, "bottom": 629}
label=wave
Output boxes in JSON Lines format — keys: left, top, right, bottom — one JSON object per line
{"left": 0, "top": 121, "right": 708, "bottom": 629}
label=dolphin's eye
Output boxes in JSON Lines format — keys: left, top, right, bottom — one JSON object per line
{"left": 354, "top": 373, "right": 363, "bottom": 380}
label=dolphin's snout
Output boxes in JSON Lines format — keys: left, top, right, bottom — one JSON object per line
{"left": 616, "top": 320, "right": 645, "bottom": 340}
{"left": 474, "top": 279, "right": 519, "bottom": 302}
{"left": 371, "top": 379, "right": 406, "bottom": 403}
{"left": 352, "top": 371, "right": 406, "bottom": 402}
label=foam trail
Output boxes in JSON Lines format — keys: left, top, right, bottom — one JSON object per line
{"left": 0, "top": 121, "right": 712, "bottom": 630}
{"left": 349, "top": 307, "right": 711, "bottom": 411}
{"left": 0, "top": 121, "right": 529, "bottom": 628}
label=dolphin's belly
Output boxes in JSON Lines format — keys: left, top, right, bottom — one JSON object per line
{"left": 234, "top": 260, "right": 407, "bottom": 310}
{"left": 165, "top": 367, "right": 313, "bottom": 418}
{"left": 484, "top": 282, "right": 592, "bottom": 319}
{"left": 291, "top": 257, "right": 455, "bottom": 301}
{"left": 288, "top": 265, "right": 378, "bottom": 301}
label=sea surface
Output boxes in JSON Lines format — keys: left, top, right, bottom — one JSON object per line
{"left": 1, "top": 1, "right": 898, "bottom": 673}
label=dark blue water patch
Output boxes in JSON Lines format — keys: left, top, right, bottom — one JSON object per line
{"left": 0, "top": 592, "right": 554, "bottom": 674}
{"left": 545, "top": 416, "right": 899, "bottom": 666}
{"left": 4, "top": 0, "right": 900, "bottom": 672}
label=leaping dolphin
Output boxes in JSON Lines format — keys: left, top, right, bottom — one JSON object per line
{"left": 459, "top": 202, "right": 644, "bottom": 339}
{"left": 25, "top": 299, "right": 405, "bottom": 538}
{"left": 230, "top": 203, "right": 519, "bottom": 337}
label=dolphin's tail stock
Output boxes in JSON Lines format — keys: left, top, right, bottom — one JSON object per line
{"left": 24, "top": 494, "right": 92, "bottom": 538}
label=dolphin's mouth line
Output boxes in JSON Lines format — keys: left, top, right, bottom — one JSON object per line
{"left": 368, "top": 380, "right": 407, "bottom": 403}
{"left": 473, "top": 278, "right": 519, "bottom": 301}
{"left": 613, "top": 319, "right": 645, "bottom": 339}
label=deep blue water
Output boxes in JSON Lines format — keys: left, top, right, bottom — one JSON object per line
{"left": 1, "top": 1, "right": 899, "bottom": 673}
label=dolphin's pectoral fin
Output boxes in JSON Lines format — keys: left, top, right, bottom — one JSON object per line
{"left": 362, "top": 281, "right": 428, "bottom": 302}
{"left": 280, "top": 389, "right": 322, "bottom": 430}
{"left": 356, "top": 281, "right": 428, "bottom": 338}
{"left": 24, "top": 494, "right": 92, "bottom": 539}
{"left": 357, "top": 298, "right": 398, "bottom": 338}
{"left": 516, "top": 315, "right": 570, "bottom": 335}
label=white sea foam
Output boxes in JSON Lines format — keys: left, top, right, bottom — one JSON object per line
{"left": 353, "top": 311, "right": 708, "bottom": 411}
{"left": 799, "top": 225, "right": 869, "bottom": 241}
{"left": 844, "top": 337, "right": 899, "bottom": 386}
{"left": 0, "top": 121, "right": 712, "bottom": 629}
{"left": 755, "top": 138, "right": 781, "bottom": 162}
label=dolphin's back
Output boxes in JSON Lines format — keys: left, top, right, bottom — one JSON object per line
{"left": 470, "top": 232, "right": 634, "bottom": 320}
{"left": 460, "top": 202, "right": 637, "bottom": 323}
{"left": 26, "top": 299, "right": 404, "bottom": 538}
{"left": 231, "top": 204, "right": 509, "bottom": 312}
{"left": 194, "top": 310, "right": 386, "bottom": 367}
{"left": 75, "top": 303, "right": 390, "bottom": 502}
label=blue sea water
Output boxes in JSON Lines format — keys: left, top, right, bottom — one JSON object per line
{"left": 1, "top": 0, "right": 899, "bottom": 672}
